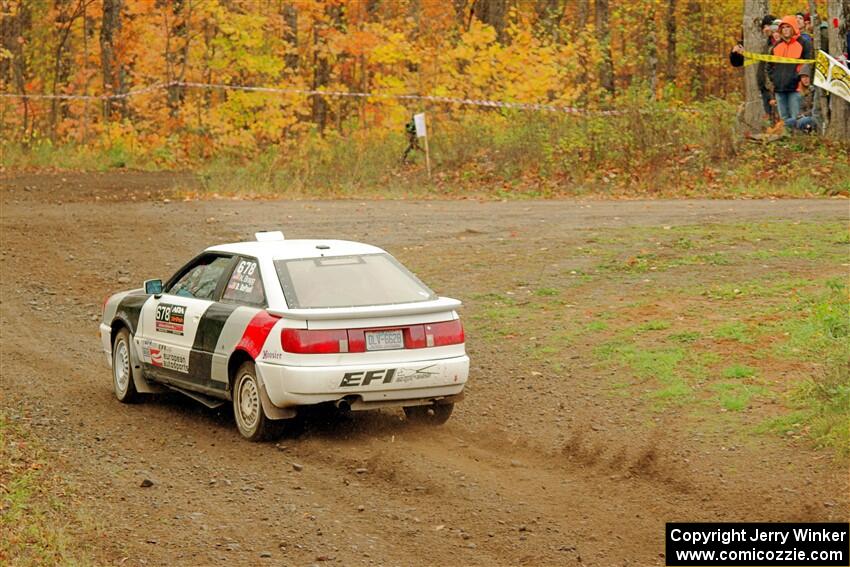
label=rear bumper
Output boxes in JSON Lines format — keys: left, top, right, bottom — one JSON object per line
{"left": 256, "top": 355, "right": 469, "bottom": 408}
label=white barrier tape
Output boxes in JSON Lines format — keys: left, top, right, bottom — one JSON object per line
{"left": 0, "top": 82, "right": 169, "bottom": 101}
{"left": 179, "top": 80, "right": 625, "bottom": 114}
{"left": 0, "top": 80, "right": 635, "bottom": 115}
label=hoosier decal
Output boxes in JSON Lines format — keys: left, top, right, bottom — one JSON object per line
{"left": 155, "top": 303, "right": 186, "bottom": 335}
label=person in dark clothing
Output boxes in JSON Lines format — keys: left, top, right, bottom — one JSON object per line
{"left": 768, "top": 15, "right": 814, "bottom": 129}
{"left": 794, "top": 66, "right": 818, "bottom": 133}
{"left": 819, "top": 22, "right": 830, "bottom": 53}
{"left": 402, "top": 117, "right": 423, "bottom": 164}
{"left": 729, "top": 14, "right": 775, "bottom": 66}
{"left": 729, "top": 14, "right": 778, "bottom": 121}
{"left": 796, "top": 13, "right": 813, "bottom": 45}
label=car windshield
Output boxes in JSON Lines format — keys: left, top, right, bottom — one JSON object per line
{"left": 274, "top": 253, "right": 436, "bottom": 309}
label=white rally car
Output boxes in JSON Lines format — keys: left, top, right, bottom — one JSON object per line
{"left": 100, "top": 231, "right": 468, "bottom": 441}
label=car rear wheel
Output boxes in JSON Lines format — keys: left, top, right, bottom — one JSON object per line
{"left": 112, "top": 328, "right": 141, "bottom": 403}
{"left": 403, "top": 402, "right": 453, "bottom": 425}
{"left": 233, "top": 362, "right": 280, "bottom": 442}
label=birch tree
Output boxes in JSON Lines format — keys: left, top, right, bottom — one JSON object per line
{"left": 595, "top": 0, "right": 615, "bottom": 96}
{"left": 100, "top": 0, "right": 126, "bottom": 119}
{"left": 825, "top": 0, "right": 849, "bottom": 140}
{"left": 740, "top": 0, "right": 770, "bottom": 133}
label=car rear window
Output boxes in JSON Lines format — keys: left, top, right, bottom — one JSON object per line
{"left": 274, "top": 253, "right": 436, "bottom": 309}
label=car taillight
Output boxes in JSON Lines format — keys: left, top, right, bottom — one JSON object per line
{"left": 425, "top": 319, "right": 465, "bottom": 346}
{"left": 281, "top": 320, "right": 464, "bottom": 354}
{"left": 281, "top": 329, "right": 349, "bottom": 354}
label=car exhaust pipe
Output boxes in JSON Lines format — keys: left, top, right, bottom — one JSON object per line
{"left": 335, "top": 398, "right": 351, "bottom": 412}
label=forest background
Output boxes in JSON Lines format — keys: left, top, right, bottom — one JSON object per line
{"left": 1, "top": 0, "right": 849, "bottom": 197}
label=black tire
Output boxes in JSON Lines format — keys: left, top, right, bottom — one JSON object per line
{"left": 112, "top": 328, "right": 141, "bottom": 403}
{"left": 232, "top": 361, "right": 281, "bottom": 442}
{"left": 403, "top": 402, "right": 454, "bottom": 425}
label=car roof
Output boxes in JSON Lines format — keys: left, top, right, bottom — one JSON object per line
{"left": 206, "top": 239, "right": 386, "bottom": 260}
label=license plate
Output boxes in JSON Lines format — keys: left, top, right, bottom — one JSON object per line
{"left": 365, "top": 330, "right": 404, "bottom": 351}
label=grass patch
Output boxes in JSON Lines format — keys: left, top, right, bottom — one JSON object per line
{"left": 701, "top": 278, "right": 813, "bottom": 301}
{"left": 773, "top": 278, "right": 849, "bottom": 360}
{"left": 585, "top": 320, "right": 609, "bottom": 332}
{"left": 668, "top": 331, "right": 701, "bottom": 344}
{"left": 1, "top": 411, "right": 99, "bottom": 565}
{"left": 679, "top": 252, "right": 731, "bottom": 266}
{"left": 534, "top": 287, "right": 560, "bottom": 297}
{"left": 712, "top": 382, "right": 767, "bottom": 411}
{"left": 462, "top": 220, "right": 846, "bottom": 454}
{"left": 772, "top": 280, "right": 850, "bottom": 454}
{"left": 713, "top": 321, "right": 752, "bottom": 343}
{"left": 722, "top": 364, "right": 756, "bottom": 379}
{"left": 636, "top": 320, "right": 671, "bottom": 332}
{"left": 4, "top": 103, "right": 848, "bottom": 198}
{"left": 756, "top": 410, "right": 810, "bottom": 436}
{"left": 596, "top": 342, "right": 692, "bottom": 405}
{"left": 478, "top": 305, "right": 522, "bottom": 322}
{"left": 0, "top": 139, "right": 161, "bottom": 171}
{"left": 649, "top": 380, "right": 692, "bottom": 403}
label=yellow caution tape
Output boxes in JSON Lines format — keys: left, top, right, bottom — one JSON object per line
{"left": 742, "top": 50, "right": 816, "bottom": 66}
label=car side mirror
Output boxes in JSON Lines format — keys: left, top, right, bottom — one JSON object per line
{"left": 144, "top": 279, "right": 163, "bottom": 295}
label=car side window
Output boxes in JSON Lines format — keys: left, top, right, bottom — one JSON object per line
{"left": 221, "top": 257, "right": 266, "bottom": 306}
{"left": 168, "top": 256, "right": 233, "bottom": 300}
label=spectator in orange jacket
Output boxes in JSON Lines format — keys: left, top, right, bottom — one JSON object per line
{"left": 768, "top": 15, "right": 814, "bottom": 129}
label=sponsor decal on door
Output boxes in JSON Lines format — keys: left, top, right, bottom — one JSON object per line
{"left": 155, "top": 303, "right": 186, "bottom": 335}
{"left": 142, "top": 339, "right": 189, "bottom": 373}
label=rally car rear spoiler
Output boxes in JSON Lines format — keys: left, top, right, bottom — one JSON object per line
{"left": 268, "top": 296, "right": 462, "bottom": 321}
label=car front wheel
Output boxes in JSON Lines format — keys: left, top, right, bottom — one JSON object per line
{"left": 403, "top": 402, "right": 453, "bottom": 425}
{"left": 112, "top": 328, "right": 141, "bottom": 403}
{"left": 233, "top": 362, "right": 280, "bottom": 442}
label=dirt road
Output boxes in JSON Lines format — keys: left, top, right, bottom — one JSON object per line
{"left": 1, "top": 172, "right": 847, "bottom": 566}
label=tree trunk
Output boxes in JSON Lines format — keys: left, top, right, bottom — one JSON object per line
{"left": 741, "top": 0, "right": 771, "bottom": 134}
{"left": 577, "top": 0, "right": 589, "bottom": 29}
{"left": 198, "top": 18, "right": 215, "bottom": 128}
{"left": 472, "top": 0, "right": 508, "bottom": 41}
{"left": 282, "top": 3, "right": 298, "bottom": 70}
{"left": 808, "top": 0, "right": 821, "bottom": 52}
{"left": 2, "top": 0, "right": 32, "bottom": 142}
{"left": 535, "top": 0, "right": 564, "bottom": 43}
{"left": 166, "top": 0, "right": 190, "bottom": 119}
{"left": 100, "top": 0, "right": 126, "bottom": 119}
{"left": 647, "top": 2, "right": 658, "bottom": 98}
{"left": 595, "top": 0, "right": 615, "bottom": 96}
{"left": 452, "top": 0, "right": 468, "bottom": 27}
{"left": 686, "top": 0, "right": 704, "bottom": 98}
{"left": 666, "top": 0, "right": 677, "bottom": 84}
{"left": 50, "top": 0, "right": 85, "bottom": 141}
{"left": 825, "top": 0, "right": 849, "bottom": 141}
{"left": 82, "top": 3, "right": 89, "bottom": 143}
{"left": 311, "top": 23, "right": 329, "bottom": 133}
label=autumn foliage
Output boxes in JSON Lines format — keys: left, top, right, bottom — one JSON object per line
{"left": 2, "top": 0, "right": 844, "bottom": 199}
{"left": 3, "top": 1, "right": 811, "bottom": 149}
